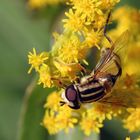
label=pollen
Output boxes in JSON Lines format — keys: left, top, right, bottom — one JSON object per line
{"left": 71, "top": 0, "right": 101, "bottom": 23}
{"left": 43, "top": 110, "right": 59, "bottom": 134}
{"left": 38, "top": 65, "right": 52, "bottom": 88}
{"left": 28, "top": 48, "right": 48, "bottom": 74}
{"left": 80, "top": 111, "right": 103, "bottom": 136}
{"left": 124, "top": 108, "right": 140, "bottom": 132}
{"left": 44, "top": 91, "right": 61, "bottom": 111}
{"left": 63, "top": 9, "right": 85, "bottom": 33}
{"left": 84, "top": 29, "right": 102, "bottom": 49}
{"left": 56, "top": 106, "right": 78, "bottom": 133}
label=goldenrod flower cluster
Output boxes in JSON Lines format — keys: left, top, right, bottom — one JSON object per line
{"left": 28, "top": 0, "right": 140, "bottom": 137}
{"left": 42, "top": 91, "right": 121, "bottom": 135}
{"left": 104, "top": 6, "right": 140, "bottom": 135}
{"left": 43, "top": 91, "right": 78, "bottom": 134}
{"left": 28, "top": 0, "right": 120, "bottom": 88}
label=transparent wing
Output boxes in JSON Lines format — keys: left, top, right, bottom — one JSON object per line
{"left": 93, "top": 30, "right": 129, "bottom": 77}
{"left": 99, "top": 82, "right": 140, "bottom": 108}
{"left": 111, "top": 30, "right": 129, "bottom": 55}
{"left": 97, "top": 56, "right": 120, "bottom": 75}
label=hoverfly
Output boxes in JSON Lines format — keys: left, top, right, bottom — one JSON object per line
{"left": 60, "top": 13, "right": 129, "bottom": 109}
{"left": 60, "top": 30, "right": 129, "bottom": 109}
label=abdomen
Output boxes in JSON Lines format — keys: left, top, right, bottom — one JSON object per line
{"left": 76, "top": 80, "right": 105, "bottom": 103}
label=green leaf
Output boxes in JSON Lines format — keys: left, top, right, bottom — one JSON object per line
{"left": 17, "top": 78, "right": 55, "bottom": 140}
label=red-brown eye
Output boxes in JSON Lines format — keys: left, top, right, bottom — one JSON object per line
{"left": 66, "top": 85, "right": 77, "bottom": 101}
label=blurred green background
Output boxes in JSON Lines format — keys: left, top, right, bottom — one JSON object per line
{"left": 0, "top": 0, "right": 140, "bottom": 140}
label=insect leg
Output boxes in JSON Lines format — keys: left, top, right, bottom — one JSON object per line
{"left": 104, "top": 11, "right": 113, "bottom": 45}
{"left": 78, "top": 62, "right": 90, "bottom": 76}
{"left": 73, "top": 77, "right": 80, "bottom": 84}
{"left": 114, "top": 59, "right": 122, "bottom": 77}
{"left": 51, "top": 77, "right": 67, "bottom": 88}
{"left": 54, "top": 57, "right": 88, "bottom": 75}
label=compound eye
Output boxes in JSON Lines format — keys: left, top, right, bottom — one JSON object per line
{"left": 66, "top": 86, "right": 77, "bottom": 101}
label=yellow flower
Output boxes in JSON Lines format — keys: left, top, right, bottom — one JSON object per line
{"left": 84, "top": 103, "right": 122, "bottom": 123}
{"left": 83, "top": 29, "right": 102, "bottom": 49}
{"left": 44, "top": 91, "right": 61, "bottom": 111}
{"left": 71, "top": 0, "right": 103, "bottom": 24}
{"left": 100, "top": 0, "right": 120, "bottom": 9}
{"left": 28, "top": 0, "right": 121, "bottom": 89}
{"left": 124, "top": 108, "right": 140, "bottom": 132}
{"left": 52, "top": 32, "right": 89, "bottom": 80}
{"left": 53, "top": 59, "right": 78, "bottom": 80}
{"left": 63, "top": 9, "right": 85, "bottom": 33}
{"left": 28, "top": 48, "right": 48, "bottom": 74}
{"left": 94, "top": 14, "right": 106, "bottom": 29}
{"left": 80, "top": 110, "right": 103, "bottom": 136}
{"left": 43, "top": 110, "right": 59, "bottom": 134}
{"left": 94, "top": 104, "right": 109, "bottom": 120}
{"left": 38, "top": 64, "right": 52, "bottom": 88}
{"left": 56, "top": 105, "right": 78, "bottom": 133}
{"left": 54, "top": 33, "right": 81, "bottom": 63}
{"left": 43, "top": 102, "right": 78, "bottom": 134}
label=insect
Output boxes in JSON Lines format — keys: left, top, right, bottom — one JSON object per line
{"left": 60, "top": 13, "right": 129, "bottom": 109}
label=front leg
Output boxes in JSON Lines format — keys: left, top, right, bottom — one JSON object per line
{"left": 51, "top": 77, "right": 67, "bottom": 88}
{"left": 103, "top": 11, "right": 113, "bottom": 45}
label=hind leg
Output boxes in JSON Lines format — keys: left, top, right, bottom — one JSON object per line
{"left": 103, "top": 11, "right": 113, "bottom": 45}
